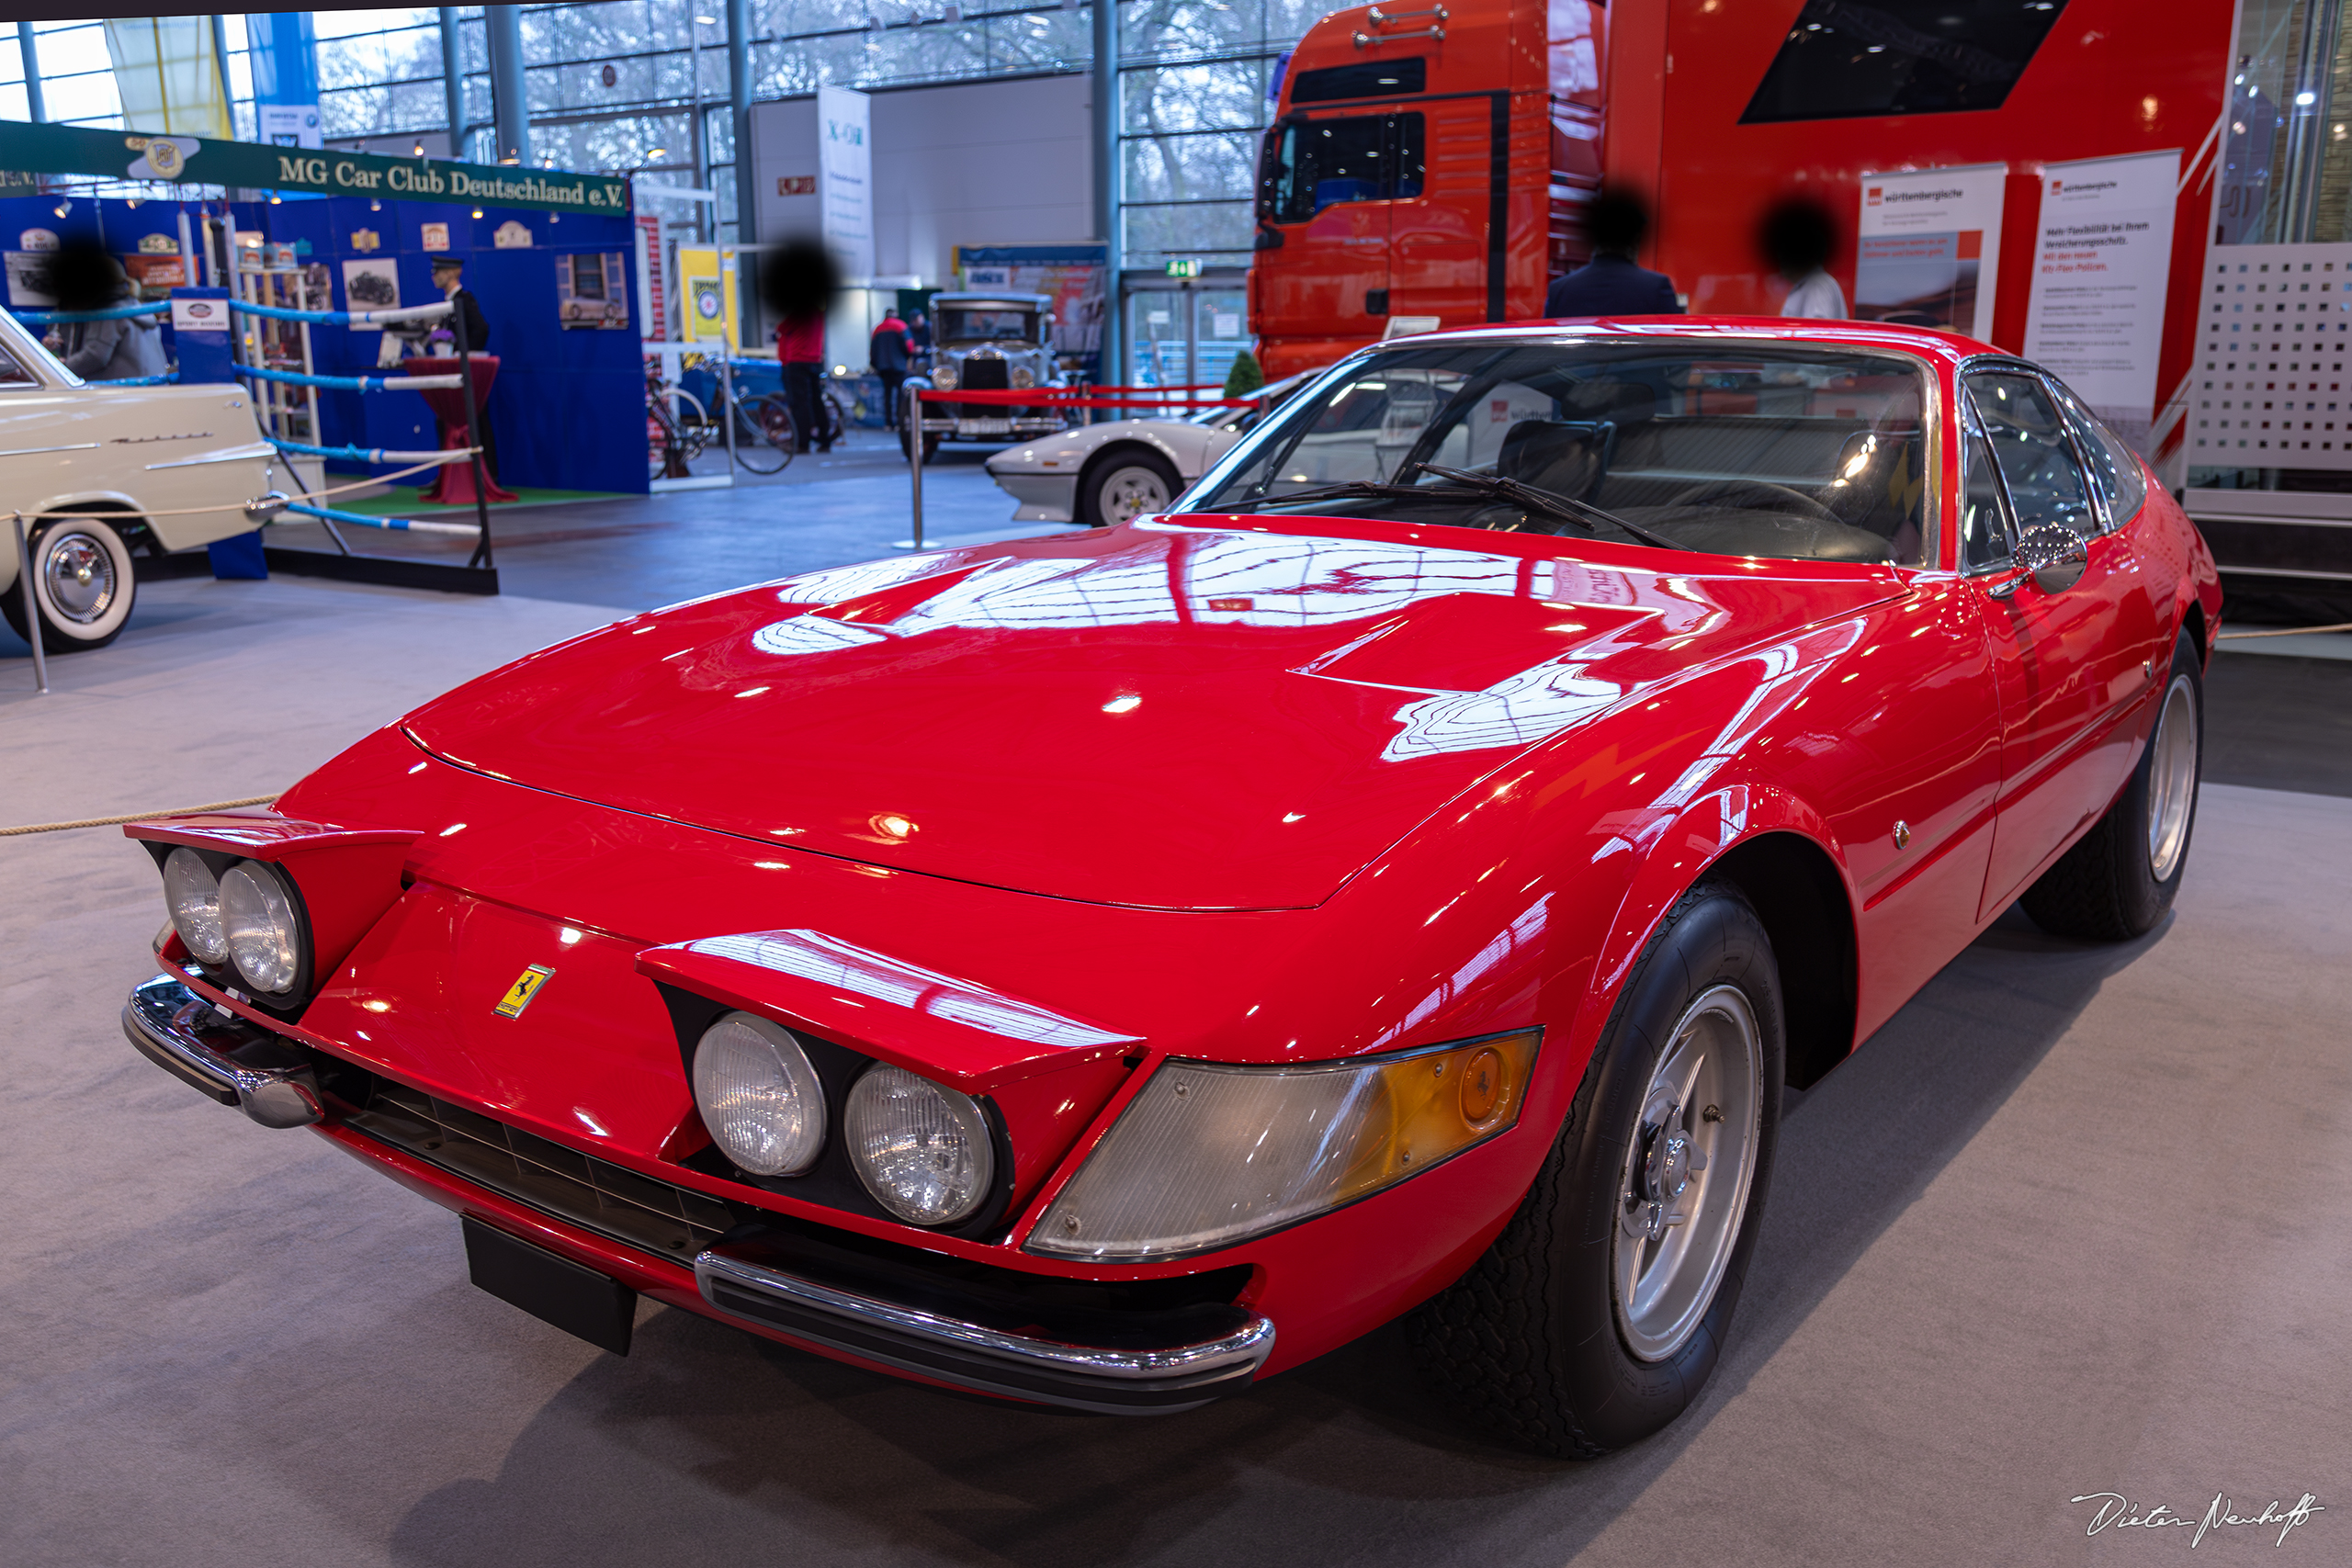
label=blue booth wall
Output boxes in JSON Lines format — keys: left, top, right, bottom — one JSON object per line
{"left": 0, "top": 195, "right": 216, "bottom": 367}
{"left": 232, "top": 197, "right": 647, "bottom": 494}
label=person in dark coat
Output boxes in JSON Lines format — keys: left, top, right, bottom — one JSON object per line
{"left": 55, "top": 259, "right": 168, "bottom": 381}
{"left": 1544, "top": 188, "right": 1682, "bottom": 318}
{"left": 423, "top": 256, "right": 499, "bottom": 479}
{"left": 775, "top": 310, "right": 828, "bottom": 453}
{"left": 870, "top": 310, "right": 913, "bottom": 429}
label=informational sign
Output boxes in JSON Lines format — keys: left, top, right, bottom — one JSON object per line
{"left": 818, "top": 85, "right": 874, "bottom": 283}
{"left": 1855, "top": 163, "right": 2005, "bottom": 340}
{"left": 953, "top": 243, "right": 1107, "bottom": 366}
{"left": 169, "top": 295, "right": 230, "bottom": 333}
{"left": 420, "top": 222, "right": 450, "bottom": 252}
{"left": 257, "top": 104, "right": 323, "bottom": 150}
{"left": 2024, "top": 149, "right": 2181, "bottom": 443}
{"left": 0, "top": 122, "right": 628, "bottom": 216}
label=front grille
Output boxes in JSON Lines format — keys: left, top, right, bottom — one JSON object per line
{"left": 343, "top": 1078, "right": 740, "bottom": 1261}
{"left": 958, "top": 356, "right": 1010, "bottom": 391}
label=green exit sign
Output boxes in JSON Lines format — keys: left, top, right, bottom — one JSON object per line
{"left": 1164, "top": 258, "right": 1203, "bottom": 278}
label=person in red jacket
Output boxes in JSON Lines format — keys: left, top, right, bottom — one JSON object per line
{"left": 775, "top": 310, "right": 828, "bottom": 453}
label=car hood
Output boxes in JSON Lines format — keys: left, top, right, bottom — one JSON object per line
{"left": 403, "top": 521, "right": 1905, "bottom": 910}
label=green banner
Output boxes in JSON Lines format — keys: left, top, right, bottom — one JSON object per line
{"left": 0, "top": 122, "right": 631, "bottom": 216}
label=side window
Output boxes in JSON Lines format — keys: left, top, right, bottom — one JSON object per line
{"left": 1260, "top": 113, "right": 1424, "bottom": 223}
{"left": 0, "top": 342, "right": 33, "bottom": 387}
{"left": 1964, "top": 370, "right": 2098, "bottom": 540}
{"left": 2052, "top": 382, "right": 2150, "bottom": 525}
{"left": 1961, "top": 429, "right": 2013, "bottom": 571}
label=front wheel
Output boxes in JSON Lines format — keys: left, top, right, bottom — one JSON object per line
{"left": 1408, "top": 879, "right": 1783, "bottom": 1457}
{"left": 3, "top": 515, "right": 138, "bottom": 653}
{"left": 2021, "top": 629, "right": 2204, "bottom": 940}
{"left": 898, "top": 423, "right": 941, "bottom": 464}
{"left": 732, "top": 393, "right": 796, "bottom": 475}
{"left": 1079, "top": 450, "right": 1182, "bottom": 527}
{"left": 648, "top": 386, "right": 710, "bottom": 480}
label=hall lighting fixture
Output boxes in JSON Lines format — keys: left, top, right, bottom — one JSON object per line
{"left": 471, "top": 207, "right": 484, "bottom": 218}
{"left": 413, "top": 141, "right": 426, "bottom": 156}
{"left": 2299, "top": 90, "right": 2320, "bottom": 106}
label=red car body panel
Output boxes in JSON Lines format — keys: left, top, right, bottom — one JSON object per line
{"left": 130, "top": 321, "right": 2222, "bottom": 1395}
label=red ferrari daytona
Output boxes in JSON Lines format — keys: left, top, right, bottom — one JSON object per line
{"left": 122, "top": 321, "right": 2219, "bottom": 1456}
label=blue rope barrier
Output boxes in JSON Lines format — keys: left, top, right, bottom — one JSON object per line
{"left": 229, "top": 299, "right": 455, "bottom": 328}
{"left": 266, "top": 436, "right": 473, "bottom": 465}
{"left": 8, "top": 301, "right": 171, "bottom": 324}
{"left": 233, "top": 362, "right": 463, "bottom": 392}
{"left": 285, "top": 502, "right": 480, "bottom": 536}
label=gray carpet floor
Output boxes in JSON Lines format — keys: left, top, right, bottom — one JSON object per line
{"left": 3, "top": 580, "right": 2345, "bottom": 1565}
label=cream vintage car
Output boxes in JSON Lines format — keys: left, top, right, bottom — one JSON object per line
{"left": 2, "top": 308, "right": 277, "bottom": 652}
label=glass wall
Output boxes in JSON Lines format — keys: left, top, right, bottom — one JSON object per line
{"left": 10, "top": 4, "right": 1304, "bottom": 265}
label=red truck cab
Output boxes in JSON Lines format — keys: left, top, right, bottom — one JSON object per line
{"left": 1248, "top": 0, "right": 1603, "bottom": 380}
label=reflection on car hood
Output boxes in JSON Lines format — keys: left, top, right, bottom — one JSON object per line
{"left": 403, "top": 521, "right": 1904, "bottom": 909}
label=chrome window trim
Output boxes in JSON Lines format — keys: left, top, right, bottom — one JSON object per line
{"left": 1955, "top": 380, "right": 2022, "bottom": 579}
{"left": 1959, "top": 355, "right": 2111, "bottom": 540}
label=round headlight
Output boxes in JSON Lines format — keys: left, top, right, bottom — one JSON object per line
{"left": 933, "top": 363, "right": 957, "bottom": 390}
{"left": 163, "top": 847, "right": 229, "bottom": 965}
{"left": 220, "top": 861, "right": 303, "bottom": 994}
{"left": 1012, "top": 365, "right": 1036, "bottom": 389}
{"left": 693, "top": 1012, "right": 825, "bottom": 1176}
{"left": 846, "top": 1065, "right": 994, "bottom": 1226}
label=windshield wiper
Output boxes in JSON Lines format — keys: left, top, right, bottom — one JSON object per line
{"left": 1408, "top": 464, "right": 1692, "bottom": 552}
{"left": 1224, "top": 466, "right": 1690, "bottom": 552}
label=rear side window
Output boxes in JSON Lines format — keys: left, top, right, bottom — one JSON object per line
{"left": 0, "top": 343, "right": 31, "bottom": 387}
{"left": 1961, "top": 432, "right": 2012, "bottom": 570}
{"left": 2052, "top": 384, "right": 2149, "bottom": 525}
{"left": 1259, "top": 113, "right": 1426, "bottom": 223}
{"left": 1965, "top": 371, "right": 2098, "bottom": 540}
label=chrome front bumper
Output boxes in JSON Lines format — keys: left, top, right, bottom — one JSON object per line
{"left": 121, "top": 973, "right": 322, "bottom": 1128}
{"left": 696, "top": 1245, "right": 1275, "bottom": 1414}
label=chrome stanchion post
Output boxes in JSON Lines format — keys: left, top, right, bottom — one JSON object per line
{"left": 14, "top": 512, "right": 49, "bottom": 694}
{"left": 722, "top": 353, "right": 738, "bottom": 469}
{"left": 908, "top": 386, "right": 924, "bottom": 550}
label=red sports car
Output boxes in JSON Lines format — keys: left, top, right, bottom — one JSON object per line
{"left": 122, "top": 321, "right": 2218, "bottom": 1456}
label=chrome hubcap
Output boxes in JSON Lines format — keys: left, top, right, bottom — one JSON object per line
{"left": 2146, "top": 671, "right": 2199, "bottom": 883}
{"left": 41, "top": 529, "right": 116, "bottom": 626}
{"left": 1613, "top": 983, "right": 1764, "bottom": 1362}
{"left": 1101, "top": 467, "right": 1170, "bottom": 524}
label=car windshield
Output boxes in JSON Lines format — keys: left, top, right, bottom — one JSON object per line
{"left": 940, "top": 307, "right": 1037, "bottom": 344}
{"left": 1194, "top": 341, "right": 1933, "bottom": 565}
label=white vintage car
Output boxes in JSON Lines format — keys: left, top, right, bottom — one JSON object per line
{"left": 984, "top": 370, "right": 1312, "bottom": 527}
{"left": 2, "top": 309, "right": 277, "bottom": 652}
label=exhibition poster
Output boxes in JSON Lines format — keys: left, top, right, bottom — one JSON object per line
{"left": 818, "top": 85, "right": 875, "bottom": 283}
{"left": 2023, "top": 149, "right": 2181, "bottom": 445}
{"left": 954, "top": 243, "right": 1107, "bottom": 371}
{"left": 1854, "top": 163, "right": 2005, "bottom": 340}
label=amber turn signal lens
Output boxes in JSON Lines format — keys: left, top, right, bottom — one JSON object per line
{"left": 1351, "top": 1030, "right": 1539, "bottom": 1190}
{"left": 1458, "top": 1045, "right": 1505, "bottom": 1125}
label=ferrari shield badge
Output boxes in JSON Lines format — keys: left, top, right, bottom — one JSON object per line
{"left": 495, "top": 964, "right": 556, "bottom": 1019}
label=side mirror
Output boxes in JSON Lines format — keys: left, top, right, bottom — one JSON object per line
{"left": 2016, "top": 524, "right": 2088, "bottom": 594}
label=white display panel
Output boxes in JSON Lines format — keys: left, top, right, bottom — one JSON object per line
{"left": 1855, "top": 163, "right": 2006, "bottom": 342}
{"left": 2023, "top": 149, "right": 2181, "bottom": 448}
{"left": 2187, "top": 241, "right": 2352, "bottom": 470}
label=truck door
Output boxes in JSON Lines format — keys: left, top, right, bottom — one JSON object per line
{"left": 1389, "top": 98, "right": 1487, "bottom": 326}
{"left": 1258, "top": 110, "right": 1418, "bottom": 337}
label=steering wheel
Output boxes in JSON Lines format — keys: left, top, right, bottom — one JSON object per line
{"left": 1667, "top": 479, "right": 1840, "bottom": 523}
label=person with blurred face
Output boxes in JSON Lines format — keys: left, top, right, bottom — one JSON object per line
{"left": 1764, "top": 198, "right": 1847, "bottom": 320}
{"left": 1545, "top": 188, "right": 1682, "bottom": 318}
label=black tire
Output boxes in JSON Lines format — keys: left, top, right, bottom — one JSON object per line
{"left": 1078, "top": 448, "right": 1182, "bottom": 527}
{"left": 3, "top": 514, "right": 138, "bottom": 654}
{"left": 898, "top": 425, "right": 942, "bottom": 464}
{"left": 1408, "top": 879, "right": 1785, "bottom": 1457}
{"left": 732, "top": 393, "right": 796, "bottom": 475}
{"left": 2021, "top": 629, "right": 2204, "bottom": 941}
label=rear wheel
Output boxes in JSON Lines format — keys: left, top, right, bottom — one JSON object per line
{"left": 3, "top": 514, "right": 138, "bottom": 653}
{"left": 2021, "top": 629, "right": 2204, "bottom": 940}
{"left": 1078, "top": 450, "right": 1182, "bottom": 527}
{"left": 898, "top": 424, "right": 941, "bottom": 464}
{"left": 649, "top": 386, "right": 710, "bottom": 480}
{"left": 1408, "top": 879, "right": 1783, "bottom": 1457}
{"left": 731, "top": 392, "right": 796, "bottom": 474}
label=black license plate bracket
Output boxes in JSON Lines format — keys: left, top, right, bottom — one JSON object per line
{"left": 462, "top": 1214, "right": 637, "bottom": 1355}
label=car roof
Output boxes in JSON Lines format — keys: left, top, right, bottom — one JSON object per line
{"left": 1373, "top": 313, "right": 1996, "bottom": 367}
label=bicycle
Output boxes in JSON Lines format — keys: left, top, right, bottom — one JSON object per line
{"left": 729, "top": 375, "right": 849, "bottom": 472}
{"left": 647, "top": 368, "right": 714, "bottom": 480}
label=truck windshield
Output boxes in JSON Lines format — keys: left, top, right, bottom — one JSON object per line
{"left": 1259, "top": 114, "right": 1426, "bottom": 222}
{"left": 1195, "top": 341, "right": 1933, "bottom": 566}
{"left": 940, "top": 308, "right": 1037, "bottom": 344}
